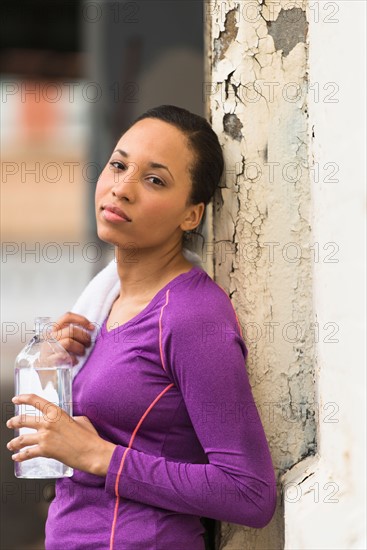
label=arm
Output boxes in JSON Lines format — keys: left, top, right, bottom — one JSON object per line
{"left": 104, "top": 295, "right": 276, "bottom": 528}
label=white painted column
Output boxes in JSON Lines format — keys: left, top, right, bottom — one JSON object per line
{"left": 283, "top": 2, "right": 366, "bottom": 548}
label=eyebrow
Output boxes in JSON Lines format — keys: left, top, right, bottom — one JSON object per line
{"left": 113, "top": 149, "right": 175, "bottom": 181}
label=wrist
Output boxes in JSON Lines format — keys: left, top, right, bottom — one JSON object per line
{"left": 91, "top": 441, "right": 117, "bottom": 477}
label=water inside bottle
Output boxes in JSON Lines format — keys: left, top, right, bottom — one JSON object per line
{"left": 14, "top": 365, "right": 73, "bottom": 479}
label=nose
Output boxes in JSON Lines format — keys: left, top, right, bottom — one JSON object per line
{"left": 111, "top": 163, "right": 137, "bottom": 201}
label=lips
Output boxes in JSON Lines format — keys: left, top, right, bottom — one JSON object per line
{"left": 102, "top": 204, "right": 132, "bottom": 222}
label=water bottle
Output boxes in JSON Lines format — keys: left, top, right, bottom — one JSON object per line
{"left": 13, "top": 316, "right": 73, "bottom": 478}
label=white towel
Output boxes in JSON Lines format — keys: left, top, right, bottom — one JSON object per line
{"left": 70, "top": 247, "right": 204, "bottom": 379}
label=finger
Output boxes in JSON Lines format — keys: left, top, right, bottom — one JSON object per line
{"left": 52, "top": 324, "right": 92, "bottom": 347}
{"left": 54, "top": 312, "right": 95, "bottom": 332}
{"left": 68, "top": 352, "right": 81, "bottom": 366}
{"left": 58, "top": 337, "right": 88, "bottom": 356}
{"left": 69, "top": 352, "right": 79, "bottom": 366}
{"left": 69, "top": 324, "right": 93, "bottom": 345}
{"left": 10, "top": 395, "right": 63, "bottom": 423}
{"left": 52, "top": 324, "right": 92, "bottom": 346}
{"left": 11, "top": 445, "right": 42, "bottom": 462}
{"left": 7, "top": 433, "right": 39, "bottom": 452}
{"left": 6, "top": 413, "right": 42, "bottom": 430}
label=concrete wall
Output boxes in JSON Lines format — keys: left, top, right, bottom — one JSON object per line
{"left": 206, "top": 1, "right": 365, "bottom": 548}
{"left": 283, "top": 2, "right": 366, "bottom": 548}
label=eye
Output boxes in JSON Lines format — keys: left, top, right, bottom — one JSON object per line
{"left": 109, "top": 161, "right": 124, "bottom": 170}
{"left": 108, "top": 161, "right": 165, "bottom": 186}
{"left": 147, "top": 176, "right": 165, "bottom": 187}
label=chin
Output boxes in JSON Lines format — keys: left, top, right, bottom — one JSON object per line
{"left": 96, "top": 225, "right": 115, "bottom": 244}
{"left": 96, "top": 227, "right": 132, "bottom": 249}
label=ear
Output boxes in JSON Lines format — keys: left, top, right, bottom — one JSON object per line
{"left": 180, "top": 202, "right": 205, "bottom": 232}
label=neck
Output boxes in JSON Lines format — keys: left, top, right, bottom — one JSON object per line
{"left": 113, "top": 242, "right": 194, "bottom": 302}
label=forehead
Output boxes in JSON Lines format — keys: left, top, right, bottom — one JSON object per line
{"left": 115, "top": 118, "right": 193, "bottom": 174}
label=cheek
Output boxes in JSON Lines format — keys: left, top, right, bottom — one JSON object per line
{"left": 95, "top": 172, "right": 109, "bottom": 204}
{"left": 141, "top": 198, "right": 183, "bottom": 226}
{"left": 95, "top": 182, "right": 102, "bottom": 205}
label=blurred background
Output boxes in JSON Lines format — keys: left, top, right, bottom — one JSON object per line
{"left": 1, "top": 1, "right": 208, "bottom": 548}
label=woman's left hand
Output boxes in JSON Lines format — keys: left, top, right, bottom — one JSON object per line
{"left": 6, "top": 394, "right": 116, "bottom": 477}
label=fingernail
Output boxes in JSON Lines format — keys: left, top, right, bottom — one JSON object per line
{"left": 12, "top": 396, "right": 19, "bottom": 403}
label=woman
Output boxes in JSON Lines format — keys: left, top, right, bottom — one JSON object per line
{"left": 6, "top": 105, "right": 276, "bottom": 549}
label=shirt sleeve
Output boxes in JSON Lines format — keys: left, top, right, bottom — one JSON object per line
{"left": 104, "top": 288, "right": 276, "bottom": 528}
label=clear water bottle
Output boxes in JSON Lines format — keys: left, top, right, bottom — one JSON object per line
{"left": 13, "top": 316, "right": 73, "bottom": 478}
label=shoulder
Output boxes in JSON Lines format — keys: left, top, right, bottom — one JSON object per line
{"left": 160, "top": 269, "right": 248, "bottom": 384}
{"left": 163, "top": 268, "right": 241, "bottom": 332}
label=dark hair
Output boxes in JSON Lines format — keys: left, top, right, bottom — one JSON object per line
{"left": 129, "top": 104, "right": 224, "bottom": 243}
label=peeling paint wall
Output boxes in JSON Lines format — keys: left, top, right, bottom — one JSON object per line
{"left": 205, "top": 1, "right": 314, "bottom": 548}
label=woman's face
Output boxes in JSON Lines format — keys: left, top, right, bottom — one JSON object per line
{"left": 95, "top": 118, "right": 204, "bottom": 251}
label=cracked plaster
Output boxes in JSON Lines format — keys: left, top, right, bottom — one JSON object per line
{"left": 206, "top": 2, "right": 314, "bottom": 548}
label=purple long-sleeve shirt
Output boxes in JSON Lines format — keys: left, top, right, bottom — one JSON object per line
{"left": 45, "top": 265, "right": 276, "bottom": 549}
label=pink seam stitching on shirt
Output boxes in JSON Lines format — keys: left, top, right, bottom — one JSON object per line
{"left": 109, "top": 382, "right": 175, "bottom": 550}
{"left": 233, "top": 310, "right": 243, "bottom": 338}
{"left": 159, "top": 289, "right": 170, "bottom": 372}
{"left": 110, "top": 447, "right": 130, "bottom": 550}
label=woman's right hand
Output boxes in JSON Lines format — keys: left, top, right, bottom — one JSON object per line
{"left": 51, "top": 312, "right": 95, "bottom": 365}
